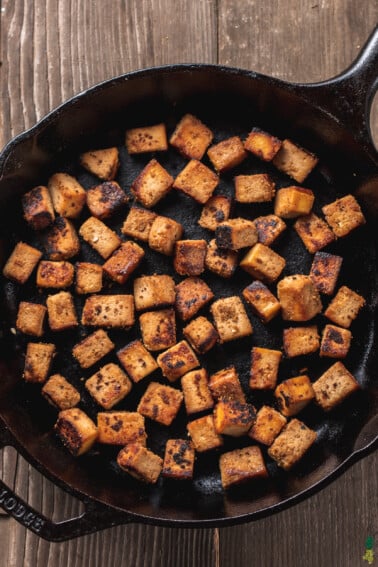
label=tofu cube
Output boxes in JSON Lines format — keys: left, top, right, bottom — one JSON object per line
{"left": 183, "top": 316, "right": 218, "bottom": 354}
{"left": 198, "top": 195, "right": 232, "bottom": 231}
{"left": 131, "top": 159, "right": 173, "bottom": 208}
{"left": 162, "top": 439, "right": 195, "bottom": 480}
{"left": 22, "top": 186, "right": 55, "bottom": 230}
{"left": 121, "top": 207, "right": 157, "bottom": 242}
{"left": 213, "top": 401, "right": 256, "bottom": 436}
{"left": 85, "top": 363, "right": 132, "bottom": 409}
{"left": 181, "top": 368, "right": 214, "bottom": 414}
{"left": 125, "top": 123, "right": 168, "bottom": 154}
{"left": 250, "top": 347, "right": 282, "bottom": 390}
{"left": 274, "top": 186, "right": 314, "bottom": 218}
{"left": 283, "top": 325, "right": 320, "bottom": 358}
{"left": 268, "top": 418, "right": 317, "bottom": 470}
{"left": 75, "top": 262, "right": 103, "bottom": 295}
{"left": 80, "top": 147, "right": 119, "bottom": 180}
{"left": 175, "top": 277, "right": 214, "bottom": 321}
{"left": 207, "top": 136, "right": 247, "bottom": 172}
{"left": 187, "top": 415, "right": 223, "bottom": 452}
{"left": 72, "top": 329, "right": 114, "bottom": 368}
{"left": 139, "top": 308, "right": 176, "bottom": 351}
{"left": 42, "top": 374, "right": 80, "bottom": 410}
{"left": 254, "top": 214, "right": 287, "bottom": 246}
{"left": 137, "top": 381, "right": 183, "bottom": 426}
{"left": 148, "top": 215, "right": 183, "bottom": 256}
{"left": 102, "top": 241, "right": 144, "bottom": 284}
{"left": 157, "top": 340, "right": 199, "bottom": 382}
{"left": 220, "top": 446, "right": 268, "bottom": 490}
{"left": 173, "top": 160, "right": 219, "bottom": 204}
{"left": 48, "top": 173, "right": 86, "bottom": 218}
{"left": 309, "top": 252, "right": 343, "bottom": 295}
{"left": 79, "top": 216, "right": 121, "bottom": 259}
{"left": 23, "top": 342, "right": 55, "bottom": 383}
{"left": 205, "top": 239, "right": 238, "bottom": 279}
{"left": 249, "top": 406, "right": 287, "bottom": 446}
{"left": 36, "top": 261, "right": 74, "bottom": 289}
{"left": 215, "top": 218, "right": 258, "bottom": 250}
{"left": 86, "top": 181, "right": 127, "bottom": 219}
{"left": 272, "top": 139, "right": 318, "bottom": 183}
{"left": 320, "top": 324, "right": 352, "bottom": 358}
{"left": 3, "top": 242, "right": 42, "bottom": 284}
{"left": 324, "top": 286, "right": 365, "bottom": 328}
{"left": 173, "top": 239, "right": 207, "bottom": 276}
{"left": 242, "top": 281, "right": 281, "bottom": 323}
{"left": 117, "top": 444, "right": 163, "bottom": 483}
{"left": 46, "top": 291, "right": 78, "bottom": 331}
{"left": 117, "top": 339, "right": 158, "bottom": 382}
{"left": 97, "top": 412, "right": 146, "bottom": 446}
{"left": 240, "top": 243, "right": 286, "bottom": 283}
{"left": 169, "top": 113, "right": 213, "bottom": 160}
{"left": 244, "top": 128, "right": 282, "bottom": 161}
{"left": 210, "top": 296, "right": 253, "bottom": 343}
{"left": 44, "top": 217, "right": 80, "bottom": 261}
{"left": 134, "top": 274, "right": 176, "bottom": 311}
{"left": 16, "top": 301, "right": 47, "bottom": 337}
{"left": 81, "top": 295, "right": 134, "bottom": 329}
{"left": 209, "top": 366, "right": 246, "bottom": 403}
{"left": 312, "top": 361, "right": 360, "bottom": 411}
{"left": 55, "top": 408, "right": 98, "bottom": 456}
{"left": 277, "top": 275, "right": 322, "bottom": 321}
{"left": 294, "top": 213, "right": 335, "bottom": 253}
{"left": 322, "top": 194, "right": 365, "bottom": 237}
{"left": 275, "top": 375, "right": 315, "bottom": 417}
{"left": 234, "top": 174, "right": 276, "bottom": 203}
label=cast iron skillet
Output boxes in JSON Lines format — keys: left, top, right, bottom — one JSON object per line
{"left": 0, "top": 27, "right": 377, "bottom": 542}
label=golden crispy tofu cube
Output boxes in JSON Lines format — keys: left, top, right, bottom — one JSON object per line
{"left": 272, "top": 139, "right": 318, "bottom": 183}
{"left": 44, "top": 217, "right": 80, "bottom": 261}
{"left": 209, "top": 366, "right": 245, "bottom": 403}
{"left": 268, "top": 418, "right": 317, "bottom": 470}
{"left": 148, "top": 215, "right": 183, "bottom": 256}
{"left": 162, "top": 439, "right": 195, "bottom": 480}
{"left": 75, "top": 262, "right": 103, "bottom": 295}
{"left": 294, "top": 213, "right": 335, "bottom": 254}
{"left": 211, "top": 296, "right": 253, "bottom": 343}
{"left": 72, "top": 329, "right": 114, "bottom": 369}
{"left": 126, "top": 123, "right": 168, "bottom": 154}
{"left": 275, "top": 375, "right": 315, "bottom": 417}
{"left": 137, "top": 381, "right": 183, "bottom": 426}
{"left": 139, "top": 308, "right": 176, "bottom": 351}
{"left": 240, "top": 243, "right": 285, "bottom": 283}
{"left": 234, "top": 174, "right": 276, "bottom": 203}
{"left": 277, "top": 275, "right": 322, "bottom": 321}
{"left": 86, "top": 181, "right": 127, "bottom": 220}
{"left": 322, "top": 194, "right": 365, "bottom": 237}
{"left": 48, "top": 173, "right": 86, "bottom": 218}
{"left": 187, "top": 415, "right": 223, "bottom": 452}
{"left": 22, "top": 186, "right": 55, "bottom": 230}
{"left": 244, "top": 128, "right": 282, "bottom": 161}
{"left": 23, "top": 342, "right": 55, "bottom": 383}
{"left": 324, "top": 285, "right": 365, "bottom": 328}
{"left": 117, "top": 444, "right": 163, "bottom": 483}
{"left": 81, "top": 294, "right": 134, "bottom": 328}
{"left": 274, "top": 186, "right": 314, "bottom": 218}
{"left": 312, "top": 361, "right": 360, "bottom": 411}
{"left": 36, "top": 261, "right": 74, "bottom": 289}
{"left": 121, "top": 207, "right": 157, "bottom": 242}
{"left": 157, "top": 340, "right": 199, "bottom": 382}
{"left": 198, "top": 195, "right": 232, "bottom": 231}
{"left": 103, "top": 241, "right": 144, "bottom": 284}
{"left": 320, "top": 324, "right": 352, "bottom": 358}
{"left": 131, "top": 159, "right": 174, "bottom": 208}
{"left": 181, "top": 368, "right": 214, "bottom": 414}
{"left": 97, "top": 412, "right": 146, "bottom": 446}
{"left": 134, "top": 274, "right": 175, "bottom": 311}
{"left": 215, "top": 218, "right": 258, "bottom": 250}
{"left": 214, "top": 401, "right": 256, "bottom": 436}
{"left": 207, "top": 136, "right": 247, "bottom": 172}
{"left": 254, "top": 214, "right": 287, "bottom": 246}
{"left": 173, "top": 160, "right": 219, "bottom": 204}
{"left": 249, "top": 406, "right": 287, "bottom": 446}
{"left": 79, "top": 216, "right": 121, "bottom": 259}
{"left": 242, "top": 281, "right": 281, "bottom": 323}
{"left": 283, "top": 325, "right": 320, "bottom": 358}
{"left": 46, "top": 291, "right": 78, "bottom": 331}
{"left": 220, "top": 445, "right": 268, "bottom": 489}
{"left": 55, "top": 408, "right": 98, "bottom": 456}
{"left": 309, "top": 252, "right": 343, "bottom": 295}
{"left": 3, "top": 242, "right": 42, "bottom": 284}
{"left": 117, "top": 339, "right": 158, "bottom": 383}
{"left": 80, "top": 147, "right": 119, "bottom": 180}
{"left": 16, "top": 301, "right": 46, "bottom": 337}
{"left": 183, "top": 316, "right": 218, "bottom": 354}
{"left": 85, "top": 363, "right": 132, "bottom": 409}
{"left": 173, "top": 239, "right": 207, "bottom": 276}
{"left": 170, "top": 113, "right": 213, "bottom": 160}
{"left": 205, "top": 239, "right": 238, "bottom": 279}
{"left": 250, "top": 347, "right": 282, "bottom": 390}
{"left": 42, "top": 374, "right": 80, "bottom": 410}
{"left": 175, "top": 277, "right": 214, "bottom": 321}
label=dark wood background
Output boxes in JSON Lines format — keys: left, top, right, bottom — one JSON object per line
{"left": 0, "top": 1, "right": 377, "bottom": 565}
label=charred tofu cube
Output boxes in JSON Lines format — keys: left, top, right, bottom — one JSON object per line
{"left": 209, "top": 366, "right": 245, "bottom": 403}
{"left": 240, "top": 243, "right": 285, "bottom": 283}
{"left": 55, "top": 408, "right": 98, "bottom": 456}
{"left": 103, "top": 241, "right": 144, "bottom": 284}
{"left": 16, "top": 302, "right": 46, "bottom": 337}
{"left": 235, "top": 174, "right": 276, "bottom": 203}
{"left": 324, "top": 286, "right": 365, "bottom": 328}
{"left": 173, "top": 239, "right": 207, "bottom": 276}
{"left": 134, "top": 274, "right": 175, "bottom": 311}
{"left": 175, "top": 277, "right": 214, "bottom": 321}
{"left": 277, "top": 275, "right": 322, "bottom": 321}
{"left": 210, "top": 296, "right": 253, "bottom": 343}
{"left": 309, "top": 252, "right": 343, "bottom": 295}
{"left": 117, "top": 444, "right": 163, "bottom": 483}
{"left": 162, "top": 439, "right": 195, "bottom": 480}
{"left": 22, "top": 186, "right": 55, "bottom": 230}
{"left": 131, "top": 159, "right": 174, "bottom": 208}
{"left": 207, "top": 136, "right": 247, "bottom": 172}
{"left": 169, "top": 113, "right": 213, "bottom": 160}
{"left": 139, "top": 308, "right": 176, "bottom": 351}
{"left": 157, "top": 340, "right": 199, "bottom": 382}
{"left": 320, "top": 324, "right": 352, "bottom": 358}
{"left": 322, "top": 194, "right": 365, "bottom": 237}
{"left": 214, "top": 401, "right": 256, "bottom": 436}
{"left": 75, "top": 262, "right": 103, "bottom": 295}
{"left": 148, "top": 215, "right": 183, "bottom": 256}
{"left": 254, "top": 214, "right": 287, "bottom": 246}
{"left": 198, "top": 195, "right": 232, "bottom": 231}
{"left": 275, "top": 375, "right": 315, "bottom": 417}
{"left": 181, "top": 368, "right": 214, "bottom": 414}
{"left": 125, "top": 123, "right": 168, "bottom": 154}
{"left": 42, "top": 374, "right": 80, "bottom": 410}
{"left": 205, "top": 239, "right": 238, "bottom": 279}
{"left": 36, "top": 261, "right": 74, "bottom": 289}
{"left": 268, "top": 418, "right": 317, "bottom": 470}
{"left": 137, "top": 381, "right": 183, "bottom": 426}
{"left": 44, "top": 217, "right": 80, "bottom": 261}
{"left": 85, "top": 363, "right": 132, "bottom": 409}
{"left": 272, "top": 139, "right": 318, "bottom": 183}
{"left": 244, "top": 128, "right": 282, "bottom": 161}
{"left": 312, "top": 361, "right": 360, "bottom": 411}
{"left": 86, "top": 181, "right": 127, "bottom": 219}
{"left": 3, "top": 242, "right": 42, "bottom": 284}
{"left": 72, "top": 329, "right": 114, "bottom": 368}
{"left": 183, "top": 316, "right": 218, "bottom": 354}
{"left": 220, "top": 446, "right": 268, "bottom": 489}
{"left": 249, "top": 406, "right": 287, "bottom": 446}
{"left": 46, "top": 291, "right": 78, "bottom": 331}
{"left": 250, "top": 347, "right": 282, "bottom": 390}
{"left": 294, "top": 213, "right": 335, "bottom": 253}
{"left": 80, "top": 147, "right": 119, "bottom": 180}
{"left": 97, "top": 412, "right": 146, "bottom": 446}
{"left": 187, "top": 415, "right": 223, "bottom": 452}
{"left": 173, "top": 160, "right": 219, "bottom": 204}
{"left": 121, "top": 207, "right": 157, "bottom": 242}
{"left": 283, "top": 325, "right": 320, "bottom": 358}
{"left": 79, "top": 217, "right": 121, "bottom": 259}
{"left": 274, "top": 186, "right": 314, "bottom": 218}
{"left": 48, "top": 173, "right": 86, "bottom": 218}
{"left": 23, "top": 342, "right": 55, "bottom": 383}
{"left": 81, "top": 294, "right": 134, "bottom": 329}
{"left": 242, "top": 281, "right": 281, "bottom": 323}
{"left": 215, "top": 218, "right": 257, "bottom": 251}
{"left": 117, "top": 340, "right": 158, "bottom": 382}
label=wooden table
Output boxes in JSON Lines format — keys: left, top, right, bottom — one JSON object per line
{"left": 0, "top": 2, "right": 377, "bottom": 565}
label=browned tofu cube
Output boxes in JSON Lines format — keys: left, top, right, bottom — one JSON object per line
{"left": 181, "top": 368, "right": 214, "bottom": 414}
{"left": 209, "top": 366, "right": 246, "bottom": 403}
{"left": 126, "top": 123, "right": 168, "bottom": 154}
{"left": 294, "top": 213, "right": 335, "bottom": 254}
{"left": 210, "top": 296, "right": 253, "bottom": 343}
{"left": 44, "top": 217, "right": 80, "bottom": 261}
{"left": 137, "top": 381, "right": 183, "bottom": 426}
{"left": 242, "top": 281, "right": 281, "bottom": 323}
{"left": 234, "top": 174, "right": 276, "bottom": 203}
{"left": 79, "top": 216, "right": 121, "bottom": 259}
{"left": 46, "top": 291, "right": 78, "bottom": 331}
{"left": 131, "top": 159, "right": 174, "bottom": 208}
{"left": 134, "top": 274, "right": 175, "bottom": 311}
{"left": 215, "top": 218, "right": 258, "bottom": 250}
{"left": 244, "top": 128, "right": 282, "bottom": 161}
{"left": 173, "top": 160, "right": 219, "bottom": 204}
{"left": 55, "top": 408, "right": 98, "bottom": 456}
{"left": 23, "top": 342, "right": 55, "bottom": 383}
{"left": 175, "top": 277, "right": 214, "bottom": 321}
{"left": 48, "top": 173, "right": 86, "bottom": 218}
{"left": 187, "top": 415, "right": 223, "bottom": 452}
{"left": 207, "top": 136, "right": 247, "bottom": 172}
{"left": 157, "top": 340, "right": 199, "bottom": 382}
{"left": 198, "top": 195, "right": 232, "bottom": 231}
{"left": 139, "top": 308, "right": 176, "bottom": 351}
{"left": 324, "top": 285, "right": 365, "bottom": 328}
{"left": 86, "top": 181, "right": 127, "bottom": 219}
{"left": 117, "top": 339, "right": 158, "bottom": 382}
{"left": 205, "top": 239, "right": 238, "bottom": 279}
{"left": 42, "top": 374, "right": 80, "bottom": 410}
{"left": 214, "top": 401, "right": 256, "bottom": 436}
{"left": 121, "top": 207, "right": 157, "bottom": 242}
{"left": 283, "top": 325, "right": 320, "bottom": 358}
{"left": 36, "top": 261, "right": 74, "bottom": 289}
{"left": 16, "top": 302, "right": 47, "bottom": 337}
{"left": 117, "top": 444, "right": 163, "bottom": 483}
{"left": 183, "top": 316, "right": 218, "bottom": 354}
{"left": 2, "top": 242, "right": 42, "bottom": 284}
{"left": 254, "top": 214, "right": 287, "bottom": 246}
{"left": 322, "top": 194, "right": 365, "bottom": 237}
{"left": 309, "top": 252, "right": 343, "bottom": 295}
{"left": 320, "top": 324, "right": 352, "bottom": 358}
{"left": 75, "top": 262, "right": 103, "bottom": 295}
{"left": 80, "top": 147, "right": 119, "bottom": 180}
{"left": 85, "top": 363, "right": 132, "bottom": 409}
{"left": 250, "top": 347, "right": 282, "bottom": 390}
{"left": 277, "top": 275, "right": 322, "bottom": 321}
{"left": 148, "top": 215, "right": 183, "bottom": 256}
{"left": 173, "top": 239, "right": 207, "bottom": 276}
{"left": 81, "top": 295, "right": 134, "bottom": 329}
{"left": 312, "top": 361, "right": 360, "bottom": 411}
{"left": 103, "top": 241, "right": 144, "bottom": 284}
{"left": 97, "top": 412, "right": 146, "bottom": 446}
{"left": 275, "top": 375, "right": 315, "bottom": 417}
{"left": 169, "top": 113, "right": 213, "bottom": 160}
{"left": 272, "top": 139, "right": 318, "bottom": 183}
{"left": 162, "top": 439, "right": 195, "bottom": 480}
{"left": 22, "top": 186, "right": 55, "bottom": 230}
{"left": 220, "top": 446, "right": 268, "bottom": 489}
{"left": 268, "top": 418, "right": 317, "bottom": 470}
{"left": 240, "top": 243, "right": 285, "bottom": 283}
{"left": 249, "top": 406, "right": 287, "bottom": 446}
{"left": 274, "top": 186, "right": 314, "bottom": 218}
{"left": 72, "top": 329, "right": 114, "bottom": 369}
